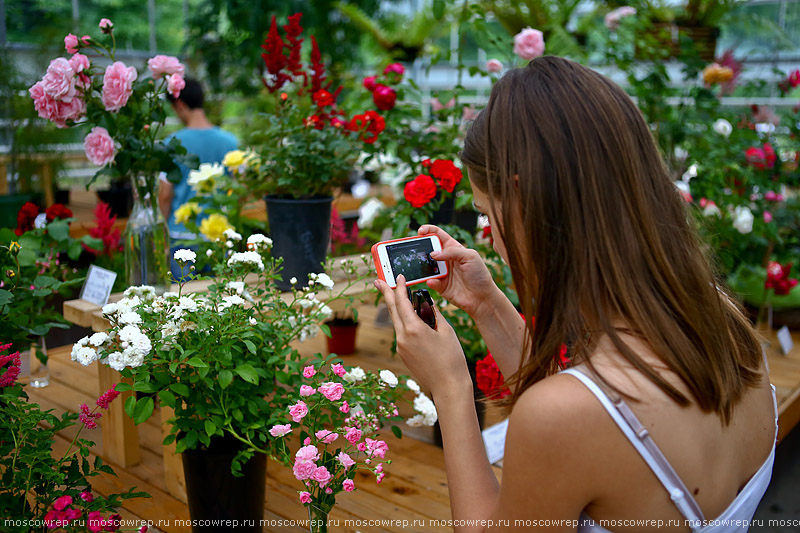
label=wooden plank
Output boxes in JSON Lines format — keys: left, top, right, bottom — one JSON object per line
{"left": 41, "top": 163, "right": 55, "bottom": 208}
{"left": 160, "top": 406, "right": 187, "bottom": 503}
{"left": 98, "top": 363, "right": 141, "bottom": 468}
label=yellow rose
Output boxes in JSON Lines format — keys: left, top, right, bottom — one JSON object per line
{"left": 243, "top": 152, "right": 260, "bottom": 168}
{"left": 199, "top": 213, "right": 234, "bottom": 242}
{"left": 222, "top": 150, "right": 247, "bottom": 169}
{"left": 174, "top": 203, "right": 202, "bottom": 225}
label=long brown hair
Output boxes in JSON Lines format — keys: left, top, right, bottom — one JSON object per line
{"left": 461, "top": 56, "right": 762, "bottom": 423}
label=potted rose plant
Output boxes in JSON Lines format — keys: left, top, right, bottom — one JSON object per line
{"left": 71, "top": 232, "right": 373, "bottom": 531}
{"left": 240, "top": 13, "right": 388, "bottom": 290}
{"left": 29, "top": 18, "right": 197, "bottom": 292}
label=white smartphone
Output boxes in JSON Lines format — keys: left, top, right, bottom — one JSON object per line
{"left": 371, "top": 235, "right": 448, "bottom": 289}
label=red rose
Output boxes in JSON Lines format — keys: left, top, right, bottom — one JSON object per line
{"left": 383, "top": 63, "right": 405, "bottom": 78}
{"left": 45, "top": 203, "right": 73, "bottom": 222}
{"left": 421, "top": 158, "right": 432, "bottom": 169}
{"left": 330, "top": 116, "right": 347, "bottom": 129}
{"left": 349, "top": 110, "right": 385, "bottom": 144}
{"left": 304, "top": 115, "right": 324, "bottom": 130}
{"left": 363, "top": 75, "right": 378, "bottom": 92}
{"left": 312, "top": 89, "right": 335, "bottom": 107}
{"left": 475, "top": 353, "right": 511, "bottom": 399}
{"left": 429, "top": 159, "right": 463, "bottom": 193}
{"left": 372, "top": 85, "right": 397, "bottom": 111}
{"left": 766, "top": 262, "right": 798, "bottom": 296}
{"left": 15, "top": 201, "right": 40, "bottom": 236}
{"left": 403, "top": 175, "right": 437, "bottom": 208}
{"left": 789, "top": 70, "right": 800, "bottom": 89}
{"left": 745, "top": 143, "right": 776, "bottom": 170}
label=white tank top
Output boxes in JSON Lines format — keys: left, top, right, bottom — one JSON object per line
{"left": 560, "top": 364, "right": 777, "bottom": 533}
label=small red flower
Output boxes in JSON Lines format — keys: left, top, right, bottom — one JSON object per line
{"left": 403, "top": 175, "right": 437, "bottom": 208}
{"left": 421, "top": 158, "right": 432, "bottom": 169}
{"left": 349, "top": 110, "right": 385, "bottom": 144}
{"left": 766, "top": 262, "right": 798, "bottom": 296}
{"left": 372, "top": 85, "right": 397, "bottom": 111}
{"left": 788, "top": 70, "right": 799, "bottom": 89}
{"left": 475, "top": 353, "right": 511, "bottom": 399}
{"left": 745, "top": 143, "right": 776, "bottom": 170}
{"left": 383, "top": 63, "right": 405, "bottom": 78}
{"left": 0, "top": 343, "right": 21, "bottom": 387}
{"left": 312, "top": 89, "right": 335, "bottom": 107}
{"left": 15, "top": 201, "right": 40, "bottom": 236}
{"left": 363, "top": 75, "right": 378, "bottom": 92}
{"left": 45, "top": 203, "right": 73, "bottom": 222}
{"left": 429, "top": 159, "right": 463, "bottom": 193}
{"left": 96, "top": 384, "right": 121, "bottom": 410}
{"left": 304, "top": 114, "right": 324, "bottom": 130}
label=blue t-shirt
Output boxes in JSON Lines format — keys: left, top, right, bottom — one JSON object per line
{"left": 166, "top": 127, "right": 238, "bottom": 238}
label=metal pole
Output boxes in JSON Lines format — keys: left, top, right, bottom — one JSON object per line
{"left": 72, "top": 0, "right": 80, "bottom": 33}
{"left": 0, "top": 0, "right": 6, "bottom": 46}
{"left": 183, "top": 0, "right": 189, "bottom": 44}
{"left": 148, "top": 0, "right": 157, "bottom": 53}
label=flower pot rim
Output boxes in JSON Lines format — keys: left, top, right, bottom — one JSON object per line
{"left": 265, "top": 195, "right": 334, "bottom": 204}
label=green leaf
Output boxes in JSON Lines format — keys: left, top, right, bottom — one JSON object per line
{"left": 158, "top": 390, "right": 176, "bottom": 409}
{"left": 204, "top": 420, "right": 216, "bottom": 436}
{"left": 68, "top": 239, "right": 84, "bottom": 260}
{"left": 162, "top": 433, "right": 176, "bottom": 446}
{"left": 391, "top": 425, "right": 403, "bottom": 439}
{"left": 218, "top": 369, "right": 233, "bottom": 389}
{"left": 124, "top": 396, "right": 136, "bottom": 418}
{"left": 186, "top": 356, "right": 208, "bottom": 368}
{"left": 234, "top": 364, "right": 259, "bottom": 385}
{"left": 170, "top": 383, "right": 191, "bottom": 397}
{"left": 133, "top": 397, "right": 154, "bottom": 425}
{"left": 47, "top": 219, "right": 70, "bottom": 242}
{"left": 243, "top": 340, "right": 257, "bottom": 355}
{"left": 0, "top": 289, "right": 14, "bottom": 306}
{"left": 114, "top": 382, "right": 132, "bottom": 392}
{"left": 133, "top": 381, "right": 157, "bottom": 393}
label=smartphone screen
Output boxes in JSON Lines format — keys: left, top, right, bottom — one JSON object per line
{"left": 385, "top": 238, "right": 440, "bottom": 283}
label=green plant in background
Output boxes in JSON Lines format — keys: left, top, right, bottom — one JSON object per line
{"left": 0, "top": 343, "right": 147, "bottom": 533}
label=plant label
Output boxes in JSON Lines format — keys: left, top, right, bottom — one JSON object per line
{"left": 482, "top": 418, "right": 509, "bottom": 465}
{"left": 79, "top": 265, "right": 117, "bottom": 306}
{"left": 777, "top": 326, "right": 793, "bottom": 356}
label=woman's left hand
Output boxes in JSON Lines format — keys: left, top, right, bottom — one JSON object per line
{"left": 374, "top": 275, "right": 472, "bottom": 398}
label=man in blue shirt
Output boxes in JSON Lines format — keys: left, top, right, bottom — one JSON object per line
{"left": 158, "top": 78, "right": 238, "bottom": 278}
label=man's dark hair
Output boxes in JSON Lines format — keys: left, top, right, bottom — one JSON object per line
{"left": 167, "top": 77, "right": 204, "bottom": 109}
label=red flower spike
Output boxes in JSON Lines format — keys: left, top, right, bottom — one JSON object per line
{"left": 86, "top": 202, "right": 121, "bottom": 257}
{"left": 0, "top": 343, "right": 21, "bottom": 387}
{"left": 261, "top": 16, "right": 290, "bottom": 93}
{"left": 96, "top": 384, "right": 121, "bottom": 410}
{"left": 403, "top": 175, "right": 437, "bottom": 208}
{"left": 282, "top": 13, "right": 304, "bottom": 76}
{"left": 309, "top": 36, "right": 328, "bottom": 93}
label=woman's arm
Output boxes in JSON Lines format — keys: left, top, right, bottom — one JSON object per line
{"left": 469, "top": 287, "right": 527, "bottom": 381}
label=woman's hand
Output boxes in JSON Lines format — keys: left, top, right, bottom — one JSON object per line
{"left": 374, "top": 275, "right": 472, "bottom": 398}
{"left": 418, "top": 224, "right": 500, "bottom": 318}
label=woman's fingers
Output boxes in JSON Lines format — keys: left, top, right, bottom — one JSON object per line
{"left": 394, "top": 275, "right": 420, "bottom": 329}
{"left": 418, "top": 224, "right": 458, "bottom": 246}
{"left": 430, "top": 246, "right": 471, "bottom": 263}
{"left": 374, "top": 279, "right": 404, "bottom": 335}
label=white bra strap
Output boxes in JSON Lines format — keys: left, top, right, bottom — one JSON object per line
{"left": 561, "top": 367, "right": 706, "bottom": 528}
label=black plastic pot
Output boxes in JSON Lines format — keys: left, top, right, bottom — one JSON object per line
{"left": 96, "top": 180, "right": 133, "bottom": 218}
{"left": 182, "top": 434, "right": 267, "bottom": 532}
{"left": 265, "top": 195, "right": 333, "bottom": 291}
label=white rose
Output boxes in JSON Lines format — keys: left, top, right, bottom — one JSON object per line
{"left": 227, "top": 281, "right": 245, "bottom": 295}
{"left": 290, "top": 277, "right": 298, "bottom": 285}
{"left": 713, "top": 118, "right": 732, "bottom": 138}
{"left": 34, "top": 213, "right": 47, "bottom": 229}
{"left": 173, "top": 248, "right": 197, "bottom": 263}
{"left": 702, "top": 203, "right": 721, "bottom": 217}
{"left": 379, "top": 369, "right": 398, "bottom": 388}
{"left": 316, "top": 273, "right": 335, "bottom": 289}
{"left": 733, "top": 206, "right": 754, "bottom": 234}
{"left": 343, "top": 366, "right": 366, "bottom": 383}
{"left": 119, "top": 311, "right": 142, "bottom": 326}
{"left": 220, "top": 294, "right": 246, "bottom": 310}
{"left": 406, "top": 379, "right": 420, "bottom": 393}
{"left": 107, "top": 351, "right": 126, "bottom": 371}
{"left": 357, "top": 198, "right": 385, "bottom": 229}
{"left": 681, "top": 164, "right": 698, "bottom": 182}
{"left": 102, "top": 303, "right": 119, "bottom": 316}
{"left": 223, "top": 228, "right": 242, "bottom": 242}
{"left": 246, "top": 234, "right": 272, "bottom": 251}
{"left": 89, "top": 332, "right": 109, "bottom": 347}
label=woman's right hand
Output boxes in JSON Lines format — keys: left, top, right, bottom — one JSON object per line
{"left": 418, "top": 224, "right": 499, "bottom": 318}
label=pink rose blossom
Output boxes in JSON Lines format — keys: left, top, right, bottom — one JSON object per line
{"left": 315, "top": 430, "right": 339, "bottom": 444}
{"left": 299, "top": 491, "right": 312, "bottom": 504}
{"left": 99, "top": 18, "right": 114, "bottom": 31}
{"left": 383, "top": 63, "right": 405, "bottom": 77}
{"left": 366, "top": 438, "right": 388, "bottom": 459}
{"left": 604, "top": 6, "right": 637, "bottom": 31}
{"left": 65, "top": 508, "right": 81, "bottom": 521}
{"left": 53, "top": 495, "right": 73, "bottom": 511}
{"left": 764, "top": 211, "right": 773, "bottom": 223}
{"left": 300, "top": 385, "right": 316, "bottom": 397}
{"left": 318, "top": 382, "right": 345, "bottom": 401}
{"left": 357, "top": 442, "right": 367, "bottom": 452}
{"left": 84, "top": 127, "right": 116, "bottom": 166}
{"left": 345, "top": 427, "right": 362, "bottom": 445}
{"left": 363, "top": 75, "right": 378, "bottom": 92}
{"left": 486, "top": 59, "right": 503, "bottom": 73}
{"left": 101, "top": 62, "right": 137, "bottom": 112}
{"left": 376, "top": 472, "right": 385, "bottom": 484}
{"left": 147, "top": 55, "right": 185, "bottom": 80}
{"left": 167, "top": 73, "right": 185, "bottom": 98}
{"left": 42, "top": 58, "right": 78, "bottom": 102}
{"left": 340, "top": 401, "right": 350, "bottom": 414}
{"left": 312, "top": 466, "right": 332, "bottom": 487}
{"left": 343, "top": 479, "right": 355, "bottom": 492}
{"left": 293, "top": 461, "right": 317, "bottom": 480}
{"left": 338, "top": 451, "right": 355, "bottom": 471}
{"left": 65, "top": 34, "right": 79, "bottom": 54}
{"left": 29, "top": 82, "right": 85, "bottom": 127}
{"left": 80, "top": 491, "right": 94, "bottom": 502}
{"left": 375, "top": 463, "right": 383, "bottom": 474}
{"left": 325, "top": 487, "right": 333, "bottom": 494}
{"left": 289, "top": 400, "right": 309, "bottom": 422}
{"left": 303, "top": 365, "right": 316, "bottom": 378}
{"left": 513, "top": 27, "right": 545, "bottom": 61}
{"left": 269, "top": 424, "right": 292, "bottom": 437}
{"left": 44, "top": 510, "right": 64, "bottom": 528}
{"left": 69, "top": 54, "right": 91, "bottom": 88}
{"left": 296, "top": 444, "right": 320, "bottom": 463}
{"left": 331, "top": 363, "right": 346, "bottom": 377}
{"left": 304, "top": 437, "right": 311, "bottom": 445}
{"left": 765, "top": 191, "right": 784, "bottom": 202}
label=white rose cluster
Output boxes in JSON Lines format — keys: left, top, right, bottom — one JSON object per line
{"left": 309, "top": 272, "right": 335, "bottom": 289}
{"left": 379, "top": 369, "right": 399, "bottom": 388}
{"left": 174, "top": 248, "right": 197, "bottom": 264}
{"left": 246, "top": 233, "right": 272, "bottom": 251}
{"left": 343, "top": 366, "right": 367, "bottom": 383}
{"left": 227, "top": 251, "right": 265, "bottom": 271}
{"left": 406, "top": 392, "right": 438, "bottom": 427}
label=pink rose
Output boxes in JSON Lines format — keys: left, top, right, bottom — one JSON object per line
{"left": 357, "top": 442, "right": 367, "bottom": 452}
{"left": 363, "top": 75, "right": 378, "bottom": 92}
{"left": 65, "top": 34, "right": 79, "bottom": 54}
{"left": 101, "top": 62, "right": 137, "bottom": 112}
{"left": 147, "top": 55, "right": 185, "bottom": 80}
{"left": 69, "top": 53, "right": 90, "bottom": 75}
{"left": 29, "top": 82, "right": 83, "bottom": 127}
{"left": 315, "top": 430, "right": 338, "bottom": 444}
{"left": 44, "top": 510, "right": 64, "bottom": 528}
{"left": 304, "top": 437, "right": 311, "bottom": 445}
{"left": 486, "top": 59, "right": 503, "bottom": 73}
{"left": 79, "top": 491, "right": 94, "bottom": 502}
{"left": 343, "top": 479, "right": 355, "bottom": 492}
{"left": 338, "top": 451, "right": 355, "bottom": 471}
{"left": 42, "top": 58, "right": 78, "bottom": 102}
{"left": 289, "top": 400, "right": 309, "bottom": 422}
{"left": 53, "top": 495, "right": 73, "bottom": 511}
{"left": 269, "top": 424, "right": 292, "bottom": 437}
{"left": 331, "top": 363, "right": 346, "bottom": 377}
{"left": 318, "top": 382, "right": 345, "bottom": 401}
{"left": 383, "top": 63, "right": 405, "bottom": 77}
{"left": 303, "top": 365, "right": 316, "bottom": 378}
{"left": 366, "top": 438, "right": 388, "bottom": 459}
{"left": 377, "top": 472, "right": 385, "bottom": 484}
{"left": 339, "top": 401, "right": 350, "bottom": 414}
{"left": 65, "top": 508, "right": 81, "bottom": 521}
{"left": 513, "top": 27, "right": 545, "bottom": 61}
{"left": 299, "top": 491, "right": 312, "bottom": 504}
{"left": 344, "top": 427, "right": 362, "bottom": 445}
{"left": 764, "top": 211, "right": 773, "bottom": 223}
{"left": 99, "top": 18, "right": 114, "bottom": 32}
{"left": 87, "top": 511, "right": 104, "bottom": 532}
{"left": 312, "top": 466, "right": 332, "bottom": 487}
{"left": 300, "top": 385, "right": 316, "bottom": 396}
{"left": 293, "top": 461, "right": 317, "bottom": 480}
{"left": 167, "top": 73, "right": 185, "bottom": 98}
{"left": 373, "top": 85, "right": 397, "bottom": 111}
{"left": 295, "top": 444, "right": 320, "bottom": 463}
{"left": 84, "top": 127, "right": 116, "bottom": 166}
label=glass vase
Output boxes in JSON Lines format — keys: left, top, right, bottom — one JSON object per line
{"left": 20, "top": 336, "right": 49, "bottom": 388}
{"left": 124, "top": 174, "right": 171, "bottom": 293}
{"left": 307, "top": 504, "right": 330, "bottom": 533}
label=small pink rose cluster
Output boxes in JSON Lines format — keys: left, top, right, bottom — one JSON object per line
{"left": 148, "top": 55, "right": 186, "bottom": 98}
{"left": 362, "top": 63, "right": 404, "bottom": 111}
{"left": 513, "top": 27, "right": 545, "bottom": 61}
{"left": 45, "top": 493, "right": 122, "bottom": 532}
{"left": 29, "top": 56, "right": 90, "bottom": 127}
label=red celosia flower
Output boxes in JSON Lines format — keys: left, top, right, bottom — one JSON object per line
{"left": 330, "top": 208, "right": 366, "bottom": 255}
{"left": 86, "top": 202, "right": 121, "bottom": 257}
{"left": 745, "top": 143, "right": 776, "bottom": 170}
{"left": 363, "top": 75, "right": 377, "bottom": 92}
{"left": 45, "top": 203, "right": 73, "bottom": 222}
{"left": 475, "top": 353, "right": 511, "bottom": 399}
{"left": 313, "top": 89, "right": 335, "bottom": 107}
{"left": 349, "top": 110, "right": 385, "bottom": 144}
{"left": 429, "top": 159, "right": 463, "bottom": 193}
{"left": 282, "top": 13, "right": 304, "bottom": 76}
{"left": 0, "top": 343, "right": 21, "bottom": 387}
{"left": 96, "top": 384, "right": 121, "bottom": 410}
{"left": 766, "top": 262, "right": 798, "bottom": 296}
{"left": 309, "top": 36, "right": 328, "bottom": 94}
{"left": 15, "top": 201, "right": 40, "bottom": 236}
{"left": 261, "top": 16, "right": 290, "bottom": 93}
{"left": 372, "top": 84, "right": 397, "bottom": 111}
{"left": 403, "top": 175, "right": 437, "bottom": 208}
{"left": 79, "top": 403, "right": 102, "bottom": 429}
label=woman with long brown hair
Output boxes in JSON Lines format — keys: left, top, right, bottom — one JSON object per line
{"left": 375, "top": 56, "right": 777, "bottom": 532}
